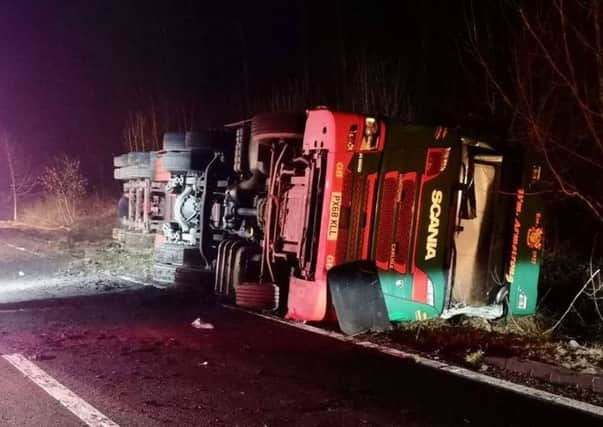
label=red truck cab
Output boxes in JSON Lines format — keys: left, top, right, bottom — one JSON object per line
{"left": 280, "top": 109, "right": 387, "bottom": 321}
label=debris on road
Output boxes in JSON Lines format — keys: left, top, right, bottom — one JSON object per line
{"left": 569, "top": 339, "right": 580, "bottom": 349}
{"left": 191, "top": 318, "right": 214, "bottom": 330}
{"left": 31, "top": 353, "right": 56, "bottom": 361}
{"left": 464, "top": 349, "right": 485, "bottom": 367}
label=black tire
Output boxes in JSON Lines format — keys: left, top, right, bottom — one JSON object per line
{"left": 185, "top": 131, "right": 209, "bottom": 149}
{"left": 163, "top": 149, "right": 214, "bottom": 172}
{"left": 113, "top": 168, "right": 123, "bottom": 180}
{"left": 163, "top": 132, "right": 186, "bottom": 151}
{"left": 235, "top": 283, "right": 279, "bottom": 310}
{"left": 152, "top": 262, "right": 210, "bottom": 289}
{"left": 134, "top": 164, "right": 153, "bottom": 179}
{"left": 154, "top": 243, "right": 202, "bottom": 266}
{"left": 152, "top": 262, "right": 177, "bottom": 284}
{"left": 250, "top": 112, "right": 305, "bottom": 141}
{"left": 162, "top": 151, "right": 193, "bottom": 173}
{"left": 121, "top": 164, "right": 152, "bottom": 179}
{"left": 113, "top": 154, "right": 129, "bottom": 167}
{"left": 174, "top": 266, "right": 211, "bottom": 286}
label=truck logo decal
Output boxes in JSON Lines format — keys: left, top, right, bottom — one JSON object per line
{"left": 527, "top": 212, "right": 543, "bottom": 264}
{"left": 518, "top": 289, "right": 528, "bottom": 310}
{"left": 505, "top": 189, "right": 525, "bottom": 283}
{"left": 327, "top": 192, "right": 342, "bottom": 241}
{"left": 527, "top": 226, "right": 543, "bottom": 250}
{"left": 425, "top": 190, "right": 443, "bottom": 260}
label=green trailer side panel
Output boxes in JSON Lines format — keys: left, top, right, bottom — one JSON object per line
{"left": 509, "top": 262, "right": 540, "bottom": 315}
{"left": 507, "top": 189, "right": 544, "bottom": 316}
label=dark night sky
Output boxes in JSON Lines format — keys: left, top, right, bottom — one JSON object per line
{"left": 0, "top": 1, "right": 478, "bottom": 187}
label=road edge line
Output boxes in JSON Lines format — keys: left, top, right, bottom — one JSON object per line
{"left": 2, "top": 353, "right": 119, "bottom": 427}
{"left": 117, "top": 275, "right": 168, "bottom": 289}
{"left": 223, "top": 304, "right": 603, "bottom": 419}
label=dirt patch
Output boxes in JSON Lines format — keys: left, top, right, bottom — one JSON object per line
{"left": 0, "top": 219, "right": 154, "bottom": 290}
{"left": 59, "top": 240, "right": 154, "bottom": 280}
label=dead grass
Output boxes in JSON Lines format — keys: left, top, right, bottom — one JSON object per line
{"left": 69, "top": 196, "right": 119, "bottom": 241}
{"left": 19, "top": 197, "right": 70, "bottom": 228}
{"left": 2, "top": 194, "right": 153, "bottom": 281}
{"left": 378, "top": 314, "right": 603, "bottom": 376}
{"left": 60, "top": 239, "right": 154, "bottom": 280}
{"left": 18, "top": 195, "right": 118, "bottom": 240}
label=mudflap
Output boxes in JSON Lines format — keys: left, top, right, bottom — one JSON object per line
{"left": 328, "top": 261, "right": 391, "bottom": 335}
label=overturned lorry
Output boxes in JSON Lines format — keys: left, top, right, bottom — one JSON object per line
{"left": 207, "top": 108, "right": 544, "bottom": 334}
{"left": 114, "top": 108, "right": 544, "bottom": 334}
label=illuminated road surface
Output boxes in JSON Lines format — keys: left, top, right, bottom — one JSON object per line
{"left": 0, "top": 287, "right": 600, "bottom": 427}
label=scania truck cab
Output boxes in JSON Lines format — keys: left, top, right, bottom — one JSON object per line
{"left": 213, "top": 108, "right": 544, "bottom": 334}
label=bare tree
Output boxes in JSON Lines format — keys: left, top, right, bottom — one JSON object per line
{"left": 123, "top": 110, "right": 159, "bottom": 152}
{"left": 465, "top": 1, "right": 603, "bottom": 330}
{"left": 1, "top": 133, "right": 37, "bottom": 222}
{"left": 466, "top": 0, "right": 603, "bottom": 221}
{"left": 269, "top": 78, "right": 308, "bottom": 112}
{"left": 39, "top": 155, "right": 87, "bottom": 227}
{"left": 349, "top": 51, "right": 414, "bottom": 120}
{"left": 123, "top": 102, "right": 199, "bottom": 152}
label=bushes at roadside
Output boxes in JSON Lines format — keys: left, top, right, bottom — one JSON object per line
{"left": 18, "top": 194, "right": 118, "bottom": 233}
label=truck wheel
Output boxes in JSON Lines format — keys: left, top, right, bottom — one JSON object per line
{"left": 121, "top": 164, "right": 152, "bottom": 179}
{"left": 235, "top": 283, "right": 279, "bottom": 310}
{"left": 163, "top": 132, "right": 186, "bottom": 151}
{"left": 162, "top": 151, "right": 192, "bottom": 172}
{"left": 250, "top": 112, "right": 305, "bottom": 142}
{"left": 154, "top": 243, "right": 202, "bottom": 266}
{"left": 163, "top": 149, "right": 214, "bottom": 172}
{"left": 113, "top": 168, "right": 123, "bottom": 180}
{"left": 113, "top": 154, "right": 129, "bottom": 167}
{"left": 174, "top": 266, "right": 211, "bottom": 288}
{"left": 127, "top": 151, "right": 151, "bottom": 165}
{"left": 152, "top": 262, "right": 177, "bottom": 284}
{"left": 185, "top": 131, "right": 210, "bottom": 149}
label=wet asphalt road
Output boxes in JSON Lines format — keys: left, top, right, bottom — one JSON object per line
{"left": 0, "top": 286, "right": 601, "bottom": 427}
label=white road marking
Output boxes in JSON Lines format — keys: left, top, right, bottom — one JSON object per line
{"left": 224, "top": 305, "right": 603, "bottom": 419}
{"left": 117, "top": 275, "right": 166, "bottom": 289}
{"left": 2, "top": 353, "right": 119, "bottom": 427}
{"left": 0, "top": 306, "right": 69, "bottom": 314}
{"left": 3, "top": 242, "right": 44, "bottom": 257}
{"left": 117, "top": 275, "right": 147, "bottom": 286}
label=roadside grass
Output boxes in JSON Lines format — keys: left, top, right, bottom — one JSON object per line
{"left": 17, "top": 195, "right": 118, "bottom": 237}
{"left": 3, "top": 194, "right": 154, "bottom": 280}
{"left": 377, "top": 314, "right": 603, "bottom": 376}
